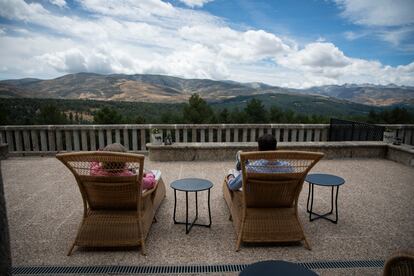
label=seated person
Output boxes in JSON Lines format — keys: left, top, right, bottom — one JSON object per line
{"left": 226, "top": 134, "right": 291, "bottom": 191}
{"left": 90, "top": 143, "right": 157, "bottom": 190}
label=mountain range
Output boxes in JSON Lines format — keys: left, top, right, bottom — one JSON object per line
{"left": 0, "top": 72, "right": 413, "bottom": 107}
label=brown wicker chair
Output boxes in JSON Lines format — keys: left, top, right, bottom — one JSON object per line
{"left": 56, "top": 151, "right": 166, "bottom": 256}
{"left": 383, "top": 251, "right": 414, "bottom": 276}
{"left": 223, "top": 150, "right": 324, "bottom": 251}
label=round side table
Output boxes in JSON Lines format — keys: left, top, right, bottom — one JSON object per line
{"left": 306, "top": 173, "right": 345, "bottom": 224}
{"left": 170, "top": 178, "right": 213, "bottom": 234}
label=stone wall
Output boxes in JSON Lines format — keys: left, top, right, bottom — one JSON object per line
{"left": 147, "top": 141, "right": 389, "bottom": 161}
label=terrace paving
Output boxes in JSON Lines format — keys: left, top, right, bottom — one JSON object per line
{"left": 1, "top": 156, "right": 414, "bottom": 275}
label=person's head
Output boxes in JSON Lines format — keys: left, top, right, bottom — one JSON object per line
{"left": 102, "top": 143, "right": 127, "bottom": 153}
{"left": 258, "top": 134, "right": 277, "bottom": 151}
{"left": 102, "top": 143, "right": 127, "bottom": 171}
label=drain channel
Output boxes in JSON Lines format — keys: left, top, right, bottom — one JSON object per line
{"left": 12, "top": 259, "right": 385, "bottom": 275}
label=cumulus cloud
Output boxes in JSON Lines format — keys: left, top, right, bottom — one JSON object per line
{"left": 0, "top": 0, "right": 413, "bottom": 88}
{"left": 178, "top": 0, "right": 213, "bottom": 8}
{"left": 278, "top": 42, "right": 351, "bottom": 69}
{"left": 335, "top": 0, "right": 414, "bottom": 27}
{"left": 335, "top": 0, "right": 414, "bottom": 46}
{"left": 49, "top": 0, "right": 67, "bottom": 8}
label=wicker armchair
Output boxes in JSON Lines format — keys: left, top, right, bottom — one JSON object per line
{"left": 56, "top": 151, "right": 166, "bottom": 256}
{"left": 223, "top": 150, "right": 324, "bottom": 251}
{"left": 383, "top": 251, "right": 414, "bottom": 276}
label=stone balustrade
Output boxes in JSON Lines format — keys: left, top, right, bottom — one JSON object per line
{"left": 0, "top": 124, "right": 413, "bottom": 155}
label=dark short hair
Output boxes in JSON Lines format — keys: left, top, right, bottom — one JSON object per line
{"left": 258, "top": 134, "right": 277, "bottom": 151}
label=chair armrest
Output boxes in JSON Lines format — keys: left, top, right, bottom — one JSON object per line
{"left": 141, "top": 180, "right": 160, "bottom": 198}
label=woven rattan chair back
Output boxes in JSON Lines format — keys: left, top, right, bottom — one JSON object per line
{"left": 56, "top": 151, "right": 163, "bottom": 256}
{"left": 57, "top": 151, "right": 144, "bottom": 211}
{"left": 240, "top": 151, "right": 324, "bottom": 208}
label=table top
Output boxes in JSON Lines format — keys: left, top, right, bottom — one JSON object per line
{"left": 170, "top": 178, "right": 213, "bottom": 192}
{"left": 306, "top": 173, "right": 345, "bottom": 186}
{"left": 240, "top": 260, "right": 318, "bottom": 276}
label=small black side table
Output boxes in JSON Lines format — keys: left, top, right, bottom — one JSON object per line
{"left": 170, "top": 178, "right": 213, "bottom": 234}
{"left": 306, "top": 173, "right": 345, "bottom": 224}
{"left": 240, "top": 260, "right": 318, "bottom": 276}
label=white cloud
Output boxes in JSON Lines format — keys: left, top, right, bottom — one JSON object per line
{"left": 178, "top": 0, "right": 213, "bottom": 8}
{"left": 335, "top": 0, "right": 414, "bottom": 27}
{"left": 278, "top": 43, "right": 351, "bottom": 69}
{"left": 0, "top": 0, "right": 413, "bottom": 88}
{"left": 49, "top": 0, "right": 67, "bottom": 8}
{"left": 336, "top": 0, "right": 414, "bottom": 46}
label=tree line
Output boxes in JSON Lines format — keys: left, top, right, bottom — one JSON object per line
{"left": 1, "top": 94, "right": 413, "bottom": 125}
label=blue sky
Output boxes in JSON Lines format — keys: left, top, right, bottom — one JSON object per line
{"left": 0, "top": 0, "right": 413, "bottom": 87}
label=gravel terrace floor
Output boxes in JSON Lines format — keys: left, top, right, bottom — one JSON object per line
{"left": 2, "top": 157, "right": 414, "bottom": 276}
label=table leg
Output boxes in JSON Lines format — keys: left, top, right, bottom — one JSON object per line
{"left": 185, "top": 191, "right": 189, "bottom": 233}
{"left": 195, "top": 191, "right": 198, "bottom": 221}
{"left": 207, "top": 188, "right": 211, "bottom": 227}
{"left": 309, "top": 184, "right": 314, "bottom": 221}
{"left": 329, "top": 186, "right": 334, "bottom": 214}
{"left": 173, "top": 189, "right": 212, "bottom": 234}
{"left": 308, "top": 185, "right": 340, "bottom": 224}
{"left": 173, "top": 189, "right": 178, "bottom": 224}
{"left": 306, "top": 183, "right": 312, "bottom": 213}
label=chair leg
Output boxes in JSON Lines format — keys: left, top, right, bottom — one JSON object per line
{"left": 304, "top": 237, "right": 311, "bottom": 250}
{"left": 235, "top": 230, "right": 243, "bottom": 252}
{"left": 141, "top": 240, "right": 147, "bottom": 256}
{"left": 67, "top": 243, "right": 75, "bottom": 256}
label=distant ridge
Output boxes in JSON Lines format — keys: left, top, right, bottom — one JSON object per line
{"left": 0, "top": 72, "right": 413, "bottom": 106}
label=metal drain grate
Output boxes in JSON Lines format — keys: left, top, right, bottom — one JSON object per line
{"left": 12, "top": 260, "right": 385, "bottom": 275}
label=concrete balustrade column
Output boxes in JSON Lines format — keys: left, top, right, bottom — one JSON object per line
{"left": 275, "top": 129, "right": 280, "bottom": 142}
{"left": 56, "top": 130, "right": 63, "bottom": 151}
{"left": 192, "top": 128, "right": 197, "bottom": 142}
{"left": 234, "top": 128, "right": 239, "bottom": 142}
{"left": 106, "top": 129, "right": 112, "bottom": 145}
{"left": 5, "top": 131, "right": 14, "bottom": 151}
{"left": 73, "top": 130, "right": 80, "bottom": 151}
{"left": 250, "top": 128, "right": 256, "bottom": 142}
{"left": 314, "top": 129, "right": 321, "bottom": 141}
{"left": 298, "top": 129, "right": 304, "bottom": 142}
{"left": 208, "top": 128, "right": 213, "bottom": 142}
{"left": 132, "top": 129, "right": 138, "bottom": 151}
{"left": 65, "top": 130, "right": 72, "bottom": 151}
{"left": 242, "top": 129, "right": 247, "bottom": 142}
{"left": 31, "top": 130, "right": 39, "bottom": 151}
{"left": 283, "top": 129, "right": 289, "bottom": 142}
{"left": 89, "top": 130, "right": 96, "bottom": 150}
{"left": 123, "top": 129, "right": 129, "bottom": 150}
{"left": 140, "top": 129, "right": 146, "bottom": 150}
{"left": 306, "top": 129, "right": 313, "bottom": 141}
{"left": 14, "top": 131, "right": 23, "bottom": 151}
{"left": 225, "top": 129, "right": 231, "bottom": 142}
{"left": 291, "top": 129, "right": 297, "bottom": 142}
{"left": 183, "top": 129, "right": 188, "bottom": 143}
{"left": 98, "top": 130, "right": 105, "bottom": 149}
{"left": 200, "top": 129, "right": 205, "bottom": 142}
{"left": 48, "top": 129, "right": 56, "bottom": 152}
{"left": 115, "top": 130, "right": 121, "bottom": 144}
{"left": 174, "top": 128, "right": 180, "bottom": 143}
{"left": 217, "top": 128, "right": 222, "bottom": 142}
{"left": 40, "top": 130, "right": 48, "bottom": 151}
{"left": 81, "top": 130, "right": 88, "bottom": 151}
